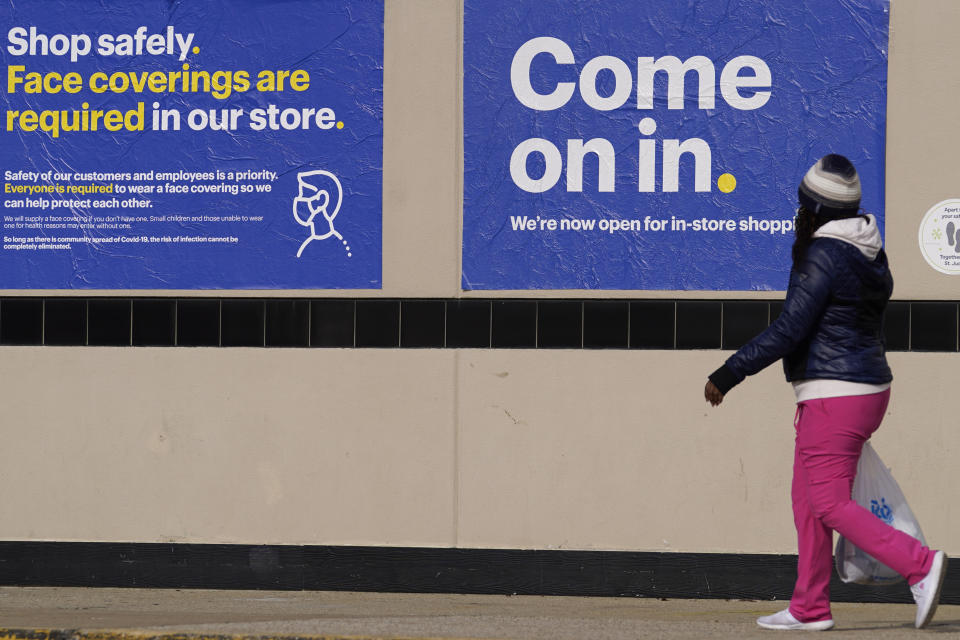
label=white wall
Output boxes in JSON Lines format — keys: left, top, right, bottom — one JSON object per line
{"left": 0, "top": 348, "right": 955, "bottom": 556}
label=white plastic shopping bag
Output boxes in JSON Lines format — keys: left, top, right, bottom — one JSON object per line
{"left": 835, "top": 441, "right": 926, "bottom": 585}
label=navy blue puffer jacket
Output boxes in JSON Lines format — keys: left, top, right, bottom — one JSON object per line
{"left": 709, "top": 219, "right": 893, "bottom": 395}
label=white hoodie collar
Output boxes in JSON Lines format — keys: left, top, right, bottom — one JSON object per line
{"left": 813, "top": 214, "right": 882, "bottom": 260}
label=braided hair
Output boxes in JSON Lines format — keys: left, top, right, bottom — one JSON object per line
{"left": 791, "top": 206, "right": 825, "bottom": 268}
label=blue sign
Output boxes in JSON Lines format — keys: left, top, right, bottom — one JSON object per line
{"left": 463, "top": 0, "right": 889, "bottom": 290}
{"left": 1, "top": 0, "right": 383, "bottom": 289}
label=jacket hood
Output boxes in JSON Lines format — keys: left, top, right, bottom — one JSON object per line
{"left": 813, "top": 214, "right": 883, "bottom": 260}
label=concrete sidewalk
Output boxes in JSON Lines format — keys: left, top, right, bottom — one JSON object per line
{"left": 1, "top": 588, "right": 958, "bottom": 640}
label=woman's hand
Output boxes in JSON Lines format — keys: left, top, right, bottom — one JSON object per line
{"left": 704, "top": 380, "right": 724, "bottom": 407}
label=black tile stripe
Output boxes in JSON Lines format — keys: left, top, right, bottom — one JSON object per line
{"left": 0, "top": 542, "right": 956, "bottom": 604}
{"left": 630, "top": 300, "right": 674, "bottom": 349}
{"left": 266, "top": 300, "right": 310, "bottom": 348}
{"left": 312, "top": 300, "right": 355, "bottom": 347}
{"left": 447, "top": 300, "right": 490, "bottom": 348}
{"left": 721, "top": 301, "right": 768, "bottom": 350}
{"left": 883, "top": 301, "right": 910, "bottom": 351}
{"left": 1, "top": 298, "right": 43, "bottom": 345}
{"left": 584, "top": 300, "right": 628, "bottom": 349}
{"left": 221, "top": 299, "right": 266, "bottom": 347}
{"left": 356, "top": 300, "right": 400, "bottom": 347}
{"left": 0, "top": 298, "right": 957, "bottom": 352}
{"left": 769, "top": 301, "right": 784, "bottom": 323}
{"left": 44, "top": 298, "right": 87, "bottom": 346}
{"left": 492, "top": 300, "right": 536, "bottom": 348}
{"left": 88, "top": 299, "right": 132, "bottom": 346}
{"left": 177, "top": 299, "right": 220, "bottom": 347}
{"left": 401, "top": 300, "right": 446, "bottom": 348}
{"left": 676, "top": 301, "right": 721, "bottom": 349}
{"left": 910, "top": 302, "right": 958, "bottom": 352}
{"left": 133, "top": 299, "right": 176, "bottom": 346}
{"left": 537, "top": 301, "right": 582, "bottom": 348}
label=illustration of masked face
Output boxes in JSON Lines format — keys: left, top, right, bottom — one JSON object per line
{"left": 294, "top": 171, "right": 342, "bottom": 236}
{"left": 293, "top": 169, "right": 345, "bottom": 258}
{"left": 293, "top": 190, "right": 330, "bottom": 228}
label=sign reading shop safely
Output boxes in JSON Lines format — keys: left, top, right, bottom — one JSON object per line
{"left": 1, "top": 0, "right": 382, "bottom": 289}
{"left": 462, "top": 0, "right": 890, "bottom": 290}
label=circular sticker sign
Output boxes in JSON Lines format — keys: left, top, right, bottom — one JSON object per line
{"left": 918, "top": 199, "right": 960, "bottom": 275}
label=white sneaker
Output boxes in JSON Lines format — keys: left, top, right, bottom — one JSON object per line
{"left": 911, "top": 550, "right": 948, "bottom": 629}
{"left": 757, "top": 608, "right": 835, "bottom": 631}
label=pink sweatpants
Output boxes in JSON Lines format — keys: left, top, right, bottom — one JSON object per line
{"left": 789, "top": 389, "right": 933, "bottom": 622}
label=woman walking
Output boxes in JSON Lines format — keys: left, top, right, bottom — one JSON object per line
{"left": 704, "top": 154, "right": 947, "bottom": 631}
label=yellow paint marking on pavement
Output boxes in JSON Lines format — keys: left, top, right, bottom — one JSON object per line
{"left": 84, "top": 633, "right": 494, "bottom": 640}
{"left": 0, "top": 631, "right": 67, "bottom": 640}
{"left": 0, "top": 630, "right": 498, "bottom": 640}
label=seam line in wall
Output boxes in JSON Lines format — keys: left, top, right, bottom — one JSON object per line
{"left": 907, "top": 301, "right": 912, "bottom": 351}
{"left": 307, "top": 299, "right": 313, "bottom": 348}
{"left": 719, "top": 302, "right": 725, "bottom": 349}
{"left": 455, "top": 0, "right": 465, "bottom": 294}
{"left": 580, "top": 301, "right": 584, "bottom": 349}
{"left": 488, "top": 300, "right": 492, "bottom": 348}
{"left": 453, "top": 349, "right": 460, "bottom": 546}
{"left": 626, "top": 300, "right": 631, "bottom": 348}
{"left": 534, "top": 300, "right": 539, "bottom": 348}
{"left": 672, "top": 301, "right": 677, "bottom": 349}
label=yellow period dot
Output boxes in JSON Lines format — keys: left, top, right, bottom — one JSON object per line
{"left": 336, "top": 121, "right": 344, "bottom": 129}
{"left": 192, "top": 46, "right": 200, "bottom": 54}
{"left": 718, "top": 173, "right": 737, "bottom": 193}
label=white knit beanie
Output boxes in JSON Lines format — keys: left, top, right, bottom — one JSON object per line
{"left": 797, "top": 154, "right": 861, "bottom": 218}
